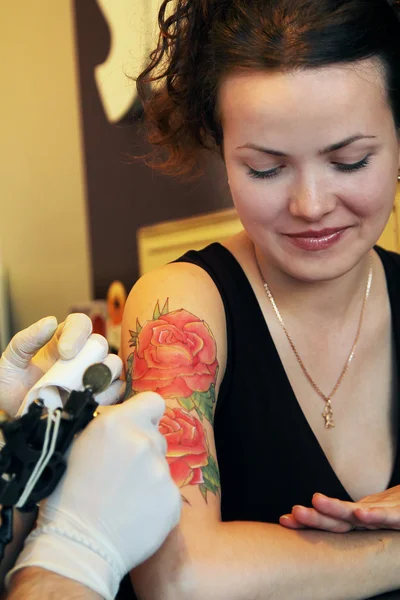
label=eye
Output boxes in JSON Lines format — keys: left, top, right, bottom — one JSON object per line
{"left": 333, "top": 155, "right": 371, "bottom": 173}
{"left": 247, "top": 166, "right": 283, "bottom": 180}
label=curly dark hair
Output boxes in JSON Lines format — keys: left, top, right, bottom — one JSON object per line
{"left": 135, "top": 0, "right": 400, "bottom": 180}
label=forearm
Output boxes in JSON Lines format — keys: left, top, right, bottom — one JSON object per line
{"left": 6, "top": 568, "right": 102, "bottom": 600}
{"left": 132, "top": 521, "right": 400, "bottom": 600}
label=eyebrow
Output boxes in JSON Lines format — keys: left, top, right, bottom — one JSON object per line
{"left": 236, "top": 135, "right": 377, "bottom": 157}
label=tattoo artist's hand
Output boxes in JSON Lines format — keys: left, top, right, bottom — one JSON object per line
{"left": 8, "top": 392, "right": 181, "bottom": 600}
{"left": 0, "top": 314, "right": 123, "bottom": 417}
{"left": 280, "top": 486, "right": 400, "bottom": 532}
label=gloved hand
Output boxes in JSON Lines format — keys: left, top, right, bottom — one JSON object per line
{"left": 0, "top": 314, "right": 122, "bottom": 417}
{"left": 7, "top": 392, "right": 181, "bottom": 600}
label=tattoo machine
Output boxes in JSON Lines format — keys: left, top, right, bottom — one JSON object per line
{"left": 0, "top": 363, "right": 112, "bottom": 560}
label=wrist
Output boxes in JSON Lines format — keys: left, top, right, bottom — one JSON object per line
{"left": 6, "top": 525, "right": 125, "bottom": 600}
{"left": 7, "top": 567, "right": 102, "bottom": 600}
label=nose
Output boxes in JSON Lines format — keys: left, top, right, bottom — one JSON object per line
{"left": 289, "top": 174, "right": 336, "bottom": 222}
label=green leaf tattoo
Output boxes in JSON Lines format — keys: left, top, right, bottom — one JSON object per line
{"left": 161, "top": 298, "right": 169, "bottom": 315}
{"left": 178, "top": 396, "right": 195, "bottom": 412}
{"left": 124, "top": 352, "right": 135, "bottom": 400}
{"left": 202, "top": 454, "right": 220, "bottom": 495}
{"left": 199, "top": 483, "right": 208, "bottom": 504}
{"left": 152, "top": 300, "right": 161, "bottom": 320}
{"left": 128, "top": 318, "right": 142, "bottom": 348}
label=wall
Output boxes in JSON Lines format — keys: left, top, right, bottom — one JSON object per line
{"left": 0, "top": 0, "right": 231, "bottom": 335}
{"left": 0, "top": 1, "right": 92, "bottom": 332}
{"left": 73, "top": 0, "right": 232, "bottom": 300}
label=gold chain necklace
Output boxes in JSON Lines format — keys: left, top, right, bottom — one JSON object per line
{"left": 259, "top": 253, "right": 373, "bottom": 429}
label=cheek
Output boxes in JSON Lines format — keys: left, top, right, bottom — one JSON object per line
{"left": 343, "top": 169, "right": 396, "bottom": 221}
{"left": 229, "top": 175, "right": 283, "bottom": 228}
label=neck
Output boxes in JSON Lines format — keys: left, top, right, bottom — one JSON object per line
{"left": 253, "top": 244, "right": 373, "bottom": 325}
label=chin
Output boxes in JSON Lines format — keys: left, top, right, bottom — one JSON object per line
{"left": 281, "top": 261, "right": 353, "bottom": 284}
{"left": 270, "top": 237, "right": 372, "bottom": 284}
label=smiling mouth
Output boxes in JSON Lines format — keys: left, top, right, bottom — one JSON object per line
{"left": 284, "top": 227, "right": 350, "bottom": 251}
{"left": 286, "top": 227, "right": 348, "bottom": 238}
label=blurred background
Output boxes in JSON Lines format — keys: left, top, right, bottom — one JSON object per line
{"left": 0, "top": 0, "right": 399, "bottom": 352}
{"left": 0, "top": 0, "right": 233, "bottom": 350}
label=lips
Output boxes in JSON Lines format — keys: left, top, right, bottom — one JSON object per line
{"left": 286, "top": 227, "right": 347, "bottom": 238}
{"left": 284, "top": 227, "right": 349, "bottom": 251}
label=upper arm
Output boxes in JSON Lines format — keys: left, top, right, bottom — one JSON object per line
{"left": 121, "top": 261, "right": 226, "bottom": 519}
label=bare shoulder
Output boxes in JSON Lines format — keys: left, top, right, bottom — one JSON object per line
{"left": 127, "top": 259, "right": 225, "bottom": 310}
{"left": 123, "top": 260, "right": 227, "bottom": 375}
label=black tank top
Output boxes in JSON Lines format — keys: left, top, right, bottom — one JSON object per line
{"left": 175, "top": 243, "right": 400, "bottom": 524}
{"left": 117, "top": 243, "right": 400, "bottom": 600}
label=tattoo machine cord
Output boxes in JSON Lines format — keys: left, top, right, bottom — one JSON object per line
{"left": 0, "top": 363, "right": 112, "bottom": 561}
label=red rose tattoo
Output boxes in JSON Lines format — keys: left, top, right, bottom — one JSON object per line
{"left": 126, "top": 302, "right": 220, "bottom": 499}
{"left": 131, "top": 309, "right": 218, "bottom": 399}
{"left": 159, "top": 407, "right": 208, "bottom": 488}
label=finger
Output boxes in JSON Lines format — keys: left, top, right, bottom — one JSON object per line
{"left": 99, "top": 393, "right": 167, "bottom": 455}
{"left": 354, "top": 506, "right": 400, "bottom": 529}
{"left": 312, "top": 493, "right": 356, "bottom": 521}
{"left": 101, "top": 354, "right": 123, "bottom": 383}
{"left": 279, "top": 514, "right": 306, "bottom": 529}
{"left": 123, "top": 391, "right": 166, "bottom": 428}
{"left": 56, "top": 314, "right": 93, "bottom": 360}
{"left": 91, "top": 353, "right": 123, "bottom": 405}
{"left": 3, "top": 317, "right": 58, "bottom": 369}
{"left": 292, "top": 505, "right": 354, "bottom": 533}
{"left": 95, "top": 380, "right": 126, "bottom": 406}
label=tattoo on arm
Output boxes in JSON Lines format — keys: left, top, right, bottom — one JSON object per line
{"left": 125, "top": 299, "right": 220, "bottom": 504}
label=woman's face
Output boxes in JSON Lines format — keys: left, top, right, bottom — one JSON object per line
{"left": 219, "top": 60, "right": 400, "bottom": 282}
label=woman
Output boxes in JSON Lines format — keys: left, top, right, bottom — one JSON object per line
{"left": 121, "top": 0, "right": 400, "bottom": 597}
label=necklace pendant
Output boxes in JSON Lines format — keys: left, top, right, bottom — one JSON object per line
{"left": 260, "top": 250, "right": 373, "bottom": 431}
{"left": 322, "top": 400, "right": 335, "bottom": 429}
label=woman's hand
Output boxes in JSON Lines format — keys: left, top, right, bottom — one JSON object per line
{"left": 280, "top": 486, "right": 400, "bottom": 532}
{"left": 0, "top": 314, "right": 93, "bottom": 417}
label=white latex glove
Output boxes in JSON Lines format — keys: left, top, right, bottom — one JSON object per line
{"left": 0, "top": 314, "right": 92, "bottom": 417}
{"left": 0, "top": 314, "right": 123, "bottom": 417}
{"left": 7, "top": 392, "right": 181, "bottom": 600}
